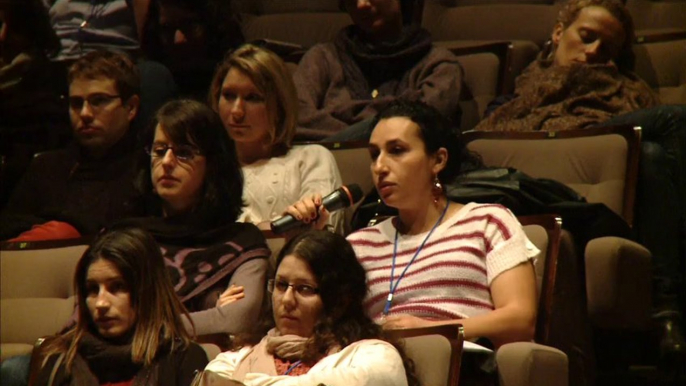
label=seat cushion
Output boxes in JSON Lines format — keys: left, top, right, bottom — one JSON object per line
{"left": 0, "top": 343, "right": 33, "bottom": 361}
{"left": 1, "top": 298, "right": 75, "bottom": 346}
{"left": 1, "top": 245, "right": 87, "bottom": 299}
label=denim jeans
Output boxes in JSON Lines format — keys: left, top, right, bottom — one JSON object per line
{"left": 0, "top": 354, "right": 31, "bottom": 386}
{"left": 600, "top": 105, "right": 686, "bottom": 315}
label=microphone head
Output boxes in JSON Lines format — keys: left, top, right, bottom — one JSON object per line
{"left": 344, "top": 184, "right": 364, "bottom": 205}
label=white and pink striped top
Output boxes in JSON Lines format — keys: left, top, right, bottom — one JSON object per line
{"left": 347, "top": 202, "right": 538, "bottom": 322}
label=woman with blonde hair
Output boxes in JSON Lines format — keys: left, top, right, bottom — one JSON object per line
{"left": 35, "top": 226, "right": 208, "bottom": 385}
{"left": 209, "top": 44, "right": 344, "bottom": 234}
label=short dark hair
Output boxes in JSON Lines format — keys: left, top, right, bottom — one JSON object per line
{"left": 339, "top": 0, "right": 421, "bottom": 25}
{"left": 371, "top": 100, "right": 482, "bottom": 184}
{"left": 134, "top": 99, "right": 244, "bottom": 224}
{"left": 68, "top": 50, "right": 140, "bottom": 101}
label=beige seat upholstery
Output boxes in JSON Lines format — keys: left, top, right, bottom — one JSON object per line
{"left": 495, "top": 215, "right": 568, "bottom": 386}
{"left": 386, "top": 323, "right": 464, "bottom": 386}
{"left": 462, "top": 126, "right": 652, "bottom": 329}
{"left": 633, "top": 32, "right": 686, "bottom": 105}
{"left": 462, "top": 126, "right": 652, "bottom": 385}
{"left": 1, "top": 241, "right": 88, "bottom": 360}
{"left": 626, "top": 0, "right": 686, "bottom": 30}
{"left": 422, "top": 3, "right": 560, "bottom": 46}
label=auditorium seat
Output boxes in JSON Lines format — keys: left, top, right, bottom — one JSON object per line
{"left": 0, "top": 240, "right": 89, "bottom": 360}
{"left": 633, "top": 31, "right": 686, "bottom": 105}
{"left": 626, "top": 0, "right": 686, "bottom": 31}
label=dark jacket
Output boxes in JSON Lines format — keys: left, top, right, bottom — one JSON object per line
{"left": 0, "top": 135, "right": 139, "bottom": 239}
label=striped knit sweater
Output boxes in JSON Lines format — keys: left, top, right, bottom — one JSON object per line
{"left": 347, "top": 202, "right": 538, "bottom": 321}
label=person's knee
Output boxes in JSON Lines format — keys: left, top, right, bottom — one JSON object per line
{"left": 0, "top": 354, "right": 31, "bottom": 386}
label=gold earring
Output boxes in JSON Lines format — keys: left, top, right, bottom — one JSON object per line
{"left": 431, "top": 175, "right": 443, "bottom": 204}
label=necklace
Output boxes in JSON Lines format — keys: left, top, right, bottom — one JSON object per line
{"left": 383, "top": 201, "right": 450, "bottom": 316}
{"left": 284, "top": 360, "right": 303, "bottom": 375}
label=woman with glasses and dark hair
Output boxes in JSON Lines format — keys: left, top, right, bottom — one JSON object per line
{"left": 34, "top": 226, "right": 208, "bottom": 386}
{"left": 200, "top": 230, "right": 418, "bottom": 386}
{"left": 121, "top": 99, "right": 270, "bottom": 337}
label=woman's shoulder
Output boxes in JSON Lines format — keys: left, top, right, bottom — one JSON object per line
{"left": 456, "top": 202, "right": 518, "bottom": 220}
{"left": 333, "top": 339, "right": 404, "bottom": 362}
{"left": 288, "top": 144, "right": 335, "bottom": 159}
{"left": 204, "top": 345, "right": 254, "bottom": 375}
{"left": 346, "top": 219, "right": 391, "bottom": 241}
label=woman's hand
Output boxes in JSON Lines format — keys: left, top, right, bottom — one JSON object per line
{"left": 216, "top": 284, "right": 245, "bottom": 307}
{"left": 284, "top": 194, "right": 330, "bottom": 231}
{"left": 381, "top": 314, "right": 436, "bottom": 329}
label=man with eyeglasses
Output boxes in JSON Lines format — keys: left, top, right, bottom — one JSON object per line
{"left": 1, "top": 50, "right": 141, "bottom": 241}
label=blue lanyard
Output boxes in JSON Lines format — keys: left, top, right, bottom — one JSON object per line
{"left": 284, "top": 360, "right": 302, "bottom": 375}
{"left": 383, "top": 202, "right": 450, "bottom": 316}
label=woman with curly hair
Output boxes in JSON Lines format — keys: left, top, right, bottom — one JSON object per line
{"left": 201, "top": 230, "right": 418, "bottom": 386}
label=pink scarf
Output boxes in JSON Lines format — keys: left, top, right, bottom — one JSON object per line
{"left": 232, "top": 329, "right": 308, "bottom": 381}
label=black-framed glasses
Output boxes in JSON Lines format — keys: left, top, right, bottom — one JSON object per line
{"left": 68, "top": 94, "right": 121, "bottom": 112}
{"left": 146, "top": 144, "right": 202, "bottom": 162}
{"left": 267, "top": 279, "right": 319, "bottom": 297}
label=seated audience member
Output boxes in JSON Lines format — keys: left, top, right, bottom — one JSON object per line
{"left": 289, "top": 101, "right": 538, "bottom": 347}
{"left": 201, "top": 230, "right": 418, "bottom": 386}
{"left": 209, "top": 44, "right": 345, "bottom": 234}
{"left": 123, "top": 99, "right": 270, "bottom": 336}
{"left": 0, "top": 0, "right": 68, "bottom": 207}
{"left": 141, "top": 0, "right": 244, "bottom": 99}
{"left": 34, "top": 226, "right": 208, "bottom": 385}
{"left": 293, "top": 0, "right": 463, "bottom": 141}
{"left": 0, "top": 50, "right": 141, "bottom": 241}
{"left": 475, "top": 0, "right": 686, "bottom": 354}
{"left": 44, "top": 0, "right": 141, "bottom": 62}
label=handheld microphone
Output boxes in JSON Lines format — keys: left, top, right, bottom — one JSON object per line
{"left": 270, "top": 184, "right": 364, "bottom": 235}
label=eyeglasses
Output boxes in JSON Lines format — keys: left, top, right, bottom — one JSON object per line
{"left": 68, "top": 94, "right": 121, "bottom": 112}
{"left": 267, "top": 279, "right": 319, "bottom": 297}
{"left": 146, "top": 144, "right": 202, "bottom": 162}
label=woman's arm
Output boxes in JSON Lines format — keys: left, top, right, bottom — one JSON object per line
{"left": 221, "top": 341, "right": 407, "bottom": 386}
{"left": 186, "top": 258, "right": 268, "bottom": 336}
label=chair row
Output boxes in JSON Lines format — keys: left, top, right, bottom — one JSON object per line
{"left": 0, "top": 214, "right": 568, "bottom": 386}
{"left": 235, "top": 0, "right": 686, "bottom": 47}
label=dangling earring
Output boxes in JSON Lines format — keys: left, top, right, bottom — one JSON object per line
{"left": 431, "top": 175, "right": 443, "bottom": 204}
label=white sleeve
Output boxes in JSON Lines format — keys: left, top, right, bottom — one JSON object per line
{"left": 296, "top": 145, "right": 345, "bottom": 234}
{"left": 204, "top": 347, "right": 252, "bottom": 379}
{"left": 242, "top": 341, "right": 408, "bottom": 386}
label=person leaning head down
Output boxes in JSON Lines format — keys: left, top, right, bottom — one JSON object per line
{"left": 202, "top": 230, "right": 419, "bottom": 386}
{"left": 549, "top": 0, "right": 635, "bottom": 72}
{"left": 35, "top": 226, "right": 208, "bottom": 385}
{"left": 474, "top": 0, "right": 657, "bottom": 132}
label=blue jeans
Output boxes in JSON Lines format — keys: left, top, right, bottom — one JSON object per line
{"left": 600, "top": 105, "right": 686, "bottom": 315}
{"left": 0, "top": 354, "right": 31, "bottom": 386}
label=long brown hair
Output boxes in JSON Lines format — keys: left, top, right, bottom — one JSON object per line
{"left": 42, "top": 227, "right": 193, "bottom": 372}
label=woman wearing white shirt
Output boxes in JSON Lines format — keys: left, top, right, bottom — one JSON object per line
{"left": 202, "top": 230, "right": 417, "bottom": 386}
{"left": 209, "top": 45, "right": 344, "bottom": 234}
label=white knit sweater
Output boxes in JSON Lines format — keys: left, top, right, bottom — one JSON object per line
{"left": 347, "top": 203, "right": 538, "bottom": 321}
{"left": 238, "top": 145, "right": 344, "bottom": 234}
